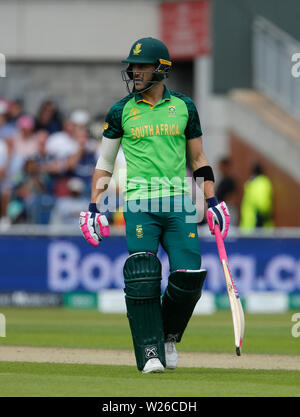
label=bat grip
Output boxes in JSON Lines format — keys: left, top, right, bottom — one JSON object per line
{"left": 214, "top": 224, "right": 228, "bottom": 263}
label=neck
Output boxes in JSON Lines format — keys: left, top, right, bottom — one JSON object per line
{"left": 141, "top": 82, "right": 165, "bottom": 106}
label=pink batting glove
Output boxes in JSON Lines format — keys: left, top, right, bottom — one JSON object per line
{"left": 79, "top": 211, "right": 110, "bottom": 247}
{"left": 206, "top": 199, "right": 230, "bottom": 239}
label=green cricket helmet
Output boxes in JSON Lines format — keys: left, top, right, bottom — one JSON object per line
{"left": 121, "top": 37, "right": 172, "bottom": 94}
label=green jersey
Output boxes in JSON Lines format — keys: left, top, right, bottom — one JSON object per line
{"left": 103, "top": 86, "right": 202, "bottom": 201}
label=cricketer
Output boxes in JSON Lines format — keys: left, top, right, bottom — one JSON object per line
{"left": 80, "top": 37, "right": 230, "bottom": 373}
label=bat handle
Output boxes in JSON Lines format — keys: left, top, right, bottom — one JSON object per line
{"left": 214, "top": 224, "right": 228, "bottom": 263}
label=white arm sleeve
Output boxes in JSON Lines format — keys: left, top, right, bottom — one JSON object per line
{"left": 95, "top": 136, "right": 121, "bottom": 173}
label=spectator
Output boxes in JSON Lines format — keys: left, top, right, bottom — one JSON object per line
{"left": 0, "top": 100, "right": 17, "bottom": 140}
{"left": 0, "top": 105, "right": 32, "bottom": 221}
{"left": 7, "top": 158, "right": 53, "bottom": 224}
{"left": 12, "top": 115, "right": 39, "bottom": 160}
{"left": 50, "top": 177, "right": 89, "bottom": 225}
{"left": 0, "top": 132, "right": 25, "bottom": 222}
{"left": 35, "top": 100, "right": 62, "bottom": 134}
{"left": 0, "top": 97, "right": 125, "bottom": 226}
{"left": 6, "top": 182, "right": 28, "bottom": 224}
{"left": 216, "top": 157, "right": 238, "bottom": 226}
{"left": 34, "top": 130, "right": 57, "bottom": 187}
{"left": 0, "top": 140, "right": 9, "bottom": 221}
{"left": 239, "top": 163, "right": 273, "bottom": 232}
{"left": 44, "top": 118, "right": 80, "bottom": 196}
{"left": 35, "top": 129, "right": 51, "bottom": 164}
{"left": 45, "top": 118, "right": 78, "bottom": 160}
{"left": 44, "top": 110, "right": 92, "bottom": 197}
{"left": 0, "top": 140, "right": 8, "bottom": 180}
{"left": 70, "top": 126, "right": 97, "bottom": 198}
{"left": 7, "top": 99, "right": 24, "bottom": 126}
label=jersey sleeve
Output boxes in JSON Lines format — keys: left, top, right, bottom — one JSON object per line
{"left": 102, "top": 103, "right": 124, "bottom": 139}
{"left": 184, "top": 99, "right": 203, "bottom": 140}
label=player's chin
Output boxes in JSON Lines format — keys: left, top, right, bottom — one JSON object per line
{"left": 134, "top": 81, "right": 146, "bottom": 91}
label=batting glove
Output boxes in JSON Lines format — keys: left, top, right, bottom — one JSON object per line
{"left": 206, "top": 197, "right": 230, "bottom": 239}
{"left": 79, "top": 203, "right": 110, "bottom": 247}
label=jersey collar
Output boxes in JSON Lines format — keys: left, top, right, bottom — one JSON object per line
{"left": 135, "top": 85, "right": 171, "bottom": 105}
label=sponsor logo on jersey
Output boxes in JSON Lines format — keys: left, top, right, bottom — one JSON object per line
{"left": 168, "top": 106, "right": 176, "bottom": 116}
{"left": 136, "top": 224, "right": 143, "bottom": 238}
{"left": 133, "top": 43, "right": 142, "bottom": 55}
{"left": 188, "top": 232, "right": 195, "bottom": 238}
{"left": 130, "top": 107, "right": 141, "bottom": 120}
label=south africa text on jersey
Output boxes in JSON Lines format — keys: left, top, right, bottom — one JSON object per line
{"left": 131, "top": 123, "right": 180, "bottom": 139}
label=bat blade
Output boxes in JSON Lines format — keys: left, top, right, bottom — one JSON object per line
{"left": 222, "top": 260, "right": 245, "bottom": 355}
{"left": 213, "top": 224, "right": 245, "bottom": 355}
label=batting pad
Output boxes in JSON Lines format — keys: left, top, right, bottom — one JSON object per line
{"left": 162, "top": 269, "right": 207, "bottom": 343}
{"left": 123, "top": 252, "right": 166, "bottom": 371}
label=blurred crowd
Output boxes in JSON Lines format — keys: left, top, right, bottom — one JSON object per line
{"left": 0, "top": 97, "right": 273, "bottom": 231}
{"left": 0, "top": 97, "right": 126, "bottom": 227}
{"left": 215, "top": 157, "right": 273, "bottom": 232}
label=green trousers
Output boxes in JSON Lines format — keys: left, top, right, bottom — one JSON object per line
{"left": 123, "top": 195, "right": 201, "bottom": 271}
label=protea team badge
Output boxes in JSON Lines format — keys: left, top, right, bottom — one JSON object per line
{"left": 168, "top": 106, "right": 176, "bottom": 116}
{"left": 133, "top": 43, "right": 142, "bottom": 55}
{"left": 136, "top": 225, "right": 143, "bottom": 238}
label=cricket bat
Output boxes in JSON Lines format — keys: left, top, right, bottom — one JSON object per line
{"left": 214, "top": 224, "right": 245, "bottom": 356}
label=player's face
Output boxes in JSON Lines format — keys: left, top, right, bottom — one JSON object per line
{"left": 132, "top": 64, "right": 156, "bottom": 91}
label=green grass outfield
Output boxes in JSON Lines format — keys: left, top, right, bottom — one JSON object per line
{"left": 1, "top": 362, "right": 300, "bottom": 397}
{"left": 0, "top": 308, "right": 299, "bottom": 354}
{"left": 0, "top": 308, "right": 299, "bottom": 397}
